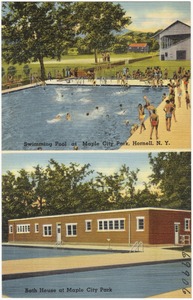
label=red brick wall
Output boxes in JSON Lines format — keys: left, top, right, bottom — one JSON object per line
{"left": 8, "top": 209, "right": 191, "bottom": 245}
{"left": 149, "top": 210, "right": 191, "bottom": 244}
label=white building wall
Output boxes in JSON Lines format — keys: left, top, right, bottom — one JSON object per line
{"left": 160, "top": 38, "right": 190, "bottom": 60}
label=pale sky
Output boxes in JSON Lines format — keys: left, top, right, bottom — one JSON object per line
{"left": 118, "top": 0, "right": 191, "bottom": 32}
{"left": 2, "top": 152, "right": 157, "bottom": 190}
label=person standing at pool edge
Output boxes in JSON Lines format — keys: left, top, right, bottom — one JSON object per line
{"left": 163, "top": 100, "right": 173, "bottom": 131}
{"left": 138, "top": 104, "right": 146, "bottom": 134}
{"left": 150, "top": 109, "right": 159, "bottom": 139}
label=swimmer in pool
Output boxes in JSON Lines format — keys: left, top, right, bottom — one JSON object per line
{"left": 55, "top": 114, "right": 61, "bottom": 120}
{"left": 66, "top": 113, "right": 71, "bottom": 121}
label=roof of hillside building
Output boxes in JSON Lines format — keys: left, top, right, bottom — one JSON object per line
{"left": 153, "top": 20, "right": 190, "bottom": 38}
{"left": 129, "top": 43, "right": 148, "bottom": 47}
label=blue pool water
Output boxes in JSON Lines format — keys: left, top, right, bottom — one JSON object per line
{"left": 2, "top": 245, "right": 108, "bottom": 261}
{"left": 2, "top": 85, "right": 167, "bottom": 150}
{"left": 2, "top": 262, "right": 191, "bottom": 298}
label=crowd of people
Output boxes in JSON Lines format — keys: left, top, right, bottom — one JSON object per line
{"left": 135, "top": 68, "right": 190, "bottom": 140}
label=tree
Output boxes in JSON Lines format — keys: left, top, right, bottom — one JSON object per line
{"left": 31, "top": 165, "right": 48, "bottom": 214}
{"left": 7, "top": 65, "right": 17, "bottom": 77}
{"left": 135, "top": 183, "right": 160, "bottom": 208}
{"left": 148, "top": 152, "right": 191, "bottom": 209}
{"left": 94, "top": 165, "right": 139, "bottom": 209}
{"left": 73, "top": 2, "right": 131, "bottom": 63}
{"left": 23, "top": 65, "right": 31, "bottom": 78}
{"left": 2, "top": 2, "right": 76, "bottom": 79}
{"left": 2, "top": 170, "right": 35, "bottom": 241}
{"left": 43, "top": 160, "right": 95, "bottom": 214}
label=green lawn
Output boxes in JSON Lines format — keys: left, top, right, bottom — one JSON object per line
{"left": 2, "top": 52, "right": 191, "bottom": 83}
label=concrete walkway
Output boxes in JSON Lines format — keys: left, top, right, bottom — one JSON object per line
{"left": 2, "top": 245, "right": 190, "bottom": 279}
{"left": 121, "top": 83, "right": 191, "bottom": 151}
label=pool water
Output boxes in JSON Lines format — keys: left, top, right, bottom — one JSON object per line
{"left": 2, "top": 245, "right": 109, "bottom": 261}
{"left": 2, "top": 85, "right": 168, "bottom": 150}
{"left": 2, "top": 262, "right": 190, "bottom": 298}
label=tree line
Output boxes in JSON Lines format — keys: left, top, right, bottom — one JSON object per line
{"left": 2, "top": 152, "right": 191, "bottom": 241}
{"left": 2, "top": 2, "right": 159, "bottom": 80}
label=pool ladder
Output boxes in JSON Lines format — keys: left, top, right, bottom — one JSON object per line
{"left": 130, "top": 241, "right": 144, "bottom": 252}
{"left": 55, "top": 240, "right": 64, "bottom": 248}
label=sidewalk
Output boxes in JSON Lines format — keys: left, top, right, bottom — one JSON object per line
{"left": 2, "top": 245, "right": 190, "bottom": 278}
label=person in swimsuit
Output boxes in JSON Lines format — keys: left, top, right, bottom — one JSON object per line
{"left": 177, "top": 84, "right": 182, "bottom": 108}
{"left": 138, "top": 104, "right": 146, "bottom": 134}
{"left": 150, "top": 109, "right": 159, "bottom": 139}
{"left": 163, "top": 100, "right": 173, "bottom": 131}
{"left": 143, "top": 95, "right": 151, "bottom": 106}
{"left": 170, "top": 99, "right": 177, "bottom": 122}
{"left": 185, "top": 91, "right": 190, "bottom": 109}
{"left": 66, "top": 113, "right": 71, "bottom": 121}
{"left": 55, "top": 114, "right": 61, "bottom": 120}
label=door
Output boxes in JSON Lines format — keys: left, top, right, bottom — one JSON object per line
{"left": 174, "top": 223, "right": 180, "bottom": 244}
{"left": 56, "top": 223, "right": 62, "bottom": 243}
{"left": 176, "top": 50, "right": 186, "bottom": 60}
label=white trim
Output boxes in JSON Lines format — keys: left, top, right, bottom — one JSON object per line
{"left": 43, "top": 224, "right": 52, "bottom": 237}
{"left": 8, "top": 207, "right": 191, "bottom": 222}
{"left": 9, "top": 225, "right": 13, "bottom": 234}
{"left": 16, "top": 224, "right": 30, "bottom": 233}
{"left": 34, "top": 223, "right": 39, "bottom": 233}
{"left": 85, "top": 220, "right": 92, "bottom": 232}
{"left": 97, "top": 218, "right": 125, "bottom": 231}
{"left": 136, "top": 216, "right": 145, "bottom": 232}
{"left": 184, "top": 218, "right": 191, "bottom": 231}
{"left": 66, "top": 223, "right": 77, "bottom": 237}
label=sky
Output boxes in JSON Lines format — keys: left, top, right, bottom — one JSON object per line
{"left": 2, "top": 152, "right": 157, "bottom": 190}
{"left": 117, "top": 0, "right": 191, "bottom": 32}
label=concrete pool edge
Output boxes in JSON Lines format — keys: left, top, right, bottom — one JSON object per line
{"left": 2, "top": 258, "right": 191, "bottom": 281}
{"left": 1, "top": 78, "right": 170, "bottom": 95}
{"left": 2, "top": 242, "right": 133, "bottom": 253}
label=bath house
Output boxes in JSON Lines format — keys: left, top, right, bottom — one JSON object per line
{"left": 8, "top": 207, "right": 191, "bottom": 246}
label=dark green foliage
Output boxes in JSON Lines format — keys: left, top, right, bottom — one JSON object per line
{"left": 2, "top": 2, "right": 76, "bottom": 79}
{"left": 23, "top": 65, "right": 31, "bottom": 77}
{"left": 148, "top": 152, "right": 191, "bottom": 210}
{"left": 7, "top": 65, "right": 17, "bottom": 77}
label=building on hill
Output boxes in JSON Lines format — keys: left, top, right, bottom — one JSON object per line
{"left": 128, "top": 43, "right": 149, "bottom": 53}
{"left": 153, "top": 20, "right": 191, "bottom": 61}
{"left": 8, "top": 207, "right": 191, "bottom": 246}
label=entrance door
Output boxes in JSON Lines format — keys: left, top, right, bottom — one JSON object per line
{"left": 176, "top": 50, "right": 186, "bottom": 60}
{"left": 174, "top": 223, "right": 180, "bottom": 244}
{"left": 56, "top": 223, "right": 62, "bottom": 243}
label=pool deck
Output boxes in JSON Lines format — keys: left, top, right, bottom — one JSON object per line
{"left": 2, "top": 243, "right": 191, "bottom": 298}
{"left": 2, "top": 78, "right": 191, "bottom": 151}
{"left": 121, "top": 81, "right": 191, "bottom": 151}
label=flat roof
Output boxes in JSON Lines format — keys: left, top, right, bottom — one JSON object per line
{"left": 9, "top": 207, "right": 191, "bottom": 222}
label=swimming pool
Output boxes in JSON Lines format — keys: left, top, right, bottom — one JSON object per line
{"left": 2, "top": 262, "right": 190, "bottom": 298}
{"left": 2, "top": 245, "right": 109, "bottom": 261}
{"left": 2, "top": 85, "right": 168, "bottom": 150}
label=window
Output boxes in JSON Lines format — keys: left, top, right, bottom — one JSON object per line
{"left": 97, "top": 219, "right": 125, "bottom": 231}
{"left": 184, "top": 218, "right": 190, "bottom": 231}
{"left": 16, "top": 224, "right": 30, "bottom": 233}
{"left": 66, "top": 224, "right": 77, "bottom": 236}
{"left": 35, "top": 223, "right": 39, "bottom": 233}
{"left": 85, "top": 220, "right": 92, "bottom": 232}
{"left": 136, "top": 217, "right": 145, "bottom": 231}
{"left": 43, "top": 225, "right": 52, "bottom": 236}
{"left": 9, "top": 225, "right": 13, "bottom": 234}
